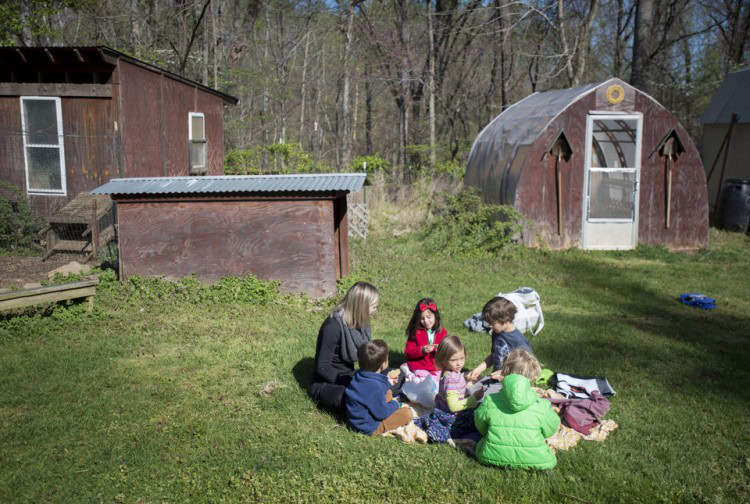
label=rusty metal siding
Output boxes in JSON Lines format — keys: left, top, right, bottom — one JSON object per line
{"left": 60, "top": 97, "right": 114, "bottom": 196}
{"left": 634, "top": 93, "right": 708, "bottom": 249}
{"left": 163, "top": 76, "right": 193, "bottom": 176}
{"left": 0, "top": 97, "right": 24, "bottom": 190}
{"left": 1, "top": 95, "right": 117, "bottom": 218}
{"left": 118, "top": 61, "right": 163, "bottom": 178}
{"left": 514, "top": 86, "right": 708, "bottom": 250}
{"left": 517, "top": 93, "right": 594, "bottom": 249}
{"left": 196, "top": 90, "right": 225, "bottom": 176}
{"left": 117, "top": 198, "right": 338, "bottom": 297}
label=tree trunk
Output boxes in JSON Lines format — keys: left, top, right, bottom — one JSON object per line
{"left": 631, "top": 0, "right": 655, "bottom": 92}
{"left": 614, "top": 0, "right": 625, "bottom": 77}
{"left": 729, "top": 1, "right": 750, "bottom": 66}
{"left": 428, "top": 0, "right": 436, "bottom": 170}
{"left": 212, "top": 0, "right": 219, "bottom": 88}
{"left": 365, "top": 63, "right": 373, "bottom": 155}
{"left": 341, "top": 0, "right": 356, "bottom": 171}
{"left": 299, "top": 31, "right": 310, "bottom": 148}
{"left": 572, "top": 0, "right": 599, "bottom": 86}
{"left": 202, "top": 0, "right": 209, "bottom": 85}
{"left": 261, "top": 5, "right": 270, "bottom": 170}
{"left": 558, "top": 0, "right": 575, "bottom": 86}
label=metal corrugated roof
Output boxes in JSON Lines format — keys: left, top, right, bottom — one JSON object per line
{"left": 90, "top": 173, "right": 366, "bottom": 195}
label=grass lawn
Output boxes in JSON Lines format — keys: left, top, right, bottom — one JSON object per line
{"left": 1, "top": 229, "right": 749, "bottom": 503}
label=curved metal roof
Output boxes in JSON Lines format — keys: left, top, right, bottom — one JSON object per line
{"left": 701, "top": 67, "right": 750, "bottom": 125}
{"left": 468, "top": 81, "right": 603, "bottom": 168}
{"left": 90, "top": 173, "right": 366, "bottom": 195}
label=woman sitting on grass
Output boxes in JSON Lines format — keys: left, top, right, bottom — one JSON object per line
{"left": 308, "top": 282, "right": 380, "bottom": 411}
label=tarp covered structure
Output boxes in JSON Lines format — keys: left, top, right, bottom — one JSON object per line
{"left": 701, "top": 67, "right": 750, "bottom": 220}
{"left": 465, "top": 78, "right": 708, "bottom": 250}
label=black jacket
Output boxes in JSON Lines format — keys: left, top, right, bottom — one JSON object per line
{"left": 312, "top": 316, "right": 355, "bottom": 386}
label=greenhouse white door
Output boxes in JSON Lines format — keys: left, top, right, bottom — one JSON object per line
{"left": 582, "top": 114, "right": 642, "bottom": 250}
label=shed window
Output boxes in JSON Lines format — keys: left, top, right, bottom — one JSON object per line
{"left": 20, "top": 97, "right": 66, "bottom": 194}
{"left": 189, "top": 112, "right": 206, "bottom": 175}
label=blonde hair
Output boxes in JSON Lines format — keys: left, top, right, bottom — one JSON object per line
{"left": 333, "top": 282, "right": 379, "bottom": 329}
{"left": 434, "top": 335, "right": 466, "bottom": 371}
{"left": 502, "top": 349, "right": 541, "bottom": 382}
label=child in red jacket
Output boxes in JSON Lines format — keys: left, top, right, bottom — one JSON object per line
{"left": 403, "top": 298, "right": 447, "bottom": 381}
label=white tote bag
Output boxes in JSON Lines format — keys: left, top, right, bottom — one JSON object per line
{"left": 496, "top": 287, "right": 545, "bottom": 336}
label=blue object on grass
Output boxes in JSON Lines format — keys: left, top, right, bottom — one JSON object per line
{"left": 679, "top": 293, "right": 716, "bottom": 309}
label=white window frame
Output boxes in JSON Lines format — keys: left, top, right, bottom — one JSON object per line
{"left": 188, "top": 112, "right": 206, "bottom": 174}
{"left": 20, "top": 96, "right": 67, "bottom": 196}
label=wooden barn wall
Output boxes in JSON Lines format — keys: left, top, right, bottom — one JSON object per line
{"left": 58, "top": 97, "right": 115, "bottom": 197}
{"left": 517, "top": 85, "right": 708, "bottom": 250}
{"left": 516, "top": 95, "right": 593, "bottom": 249}
{"left": 162, "top": 76, "right": 192, "bottom": 175}
{"left": 0, "top": 94, "right": 115, "bottom": 218}
{"left": 118, "top": 61, "right": 163, "bottom": 177}
{"left": 0, "top": 97, "right": 25, "bottom": 195}
{"left": 195, "top": 90, "right": 225, "bottom": 175}
{"left": 120, "top": 60, "right": 226, "bottom": 178}
{"left": 117, "top": 199, "right": 338, "bottom": 297}
{"left": 634, "top": 93, "right": 708, "bottom": 249}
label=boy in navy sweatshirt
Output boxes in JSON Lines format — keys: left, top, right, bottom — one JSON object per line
{"left": 345, "top": 340, "right": 413, "bottom": 436}
{"left": 467, "top": 296, "right": 532, "bottom": 383}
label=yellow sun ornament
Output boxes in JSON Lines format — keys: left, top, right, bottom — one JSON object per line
{"left": 606, "top": 84, "right": 625, "bottom": 105}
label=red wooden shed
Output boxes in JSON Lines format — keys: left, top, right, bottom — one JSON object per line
{"left": 0, "top": 46, "right": 237, "bottom": 218}
{"left": 90, "top": 173, "right": 366, "bottom": 298}
{"left": 465, "top": 78, "right": 708, "bottom": 250}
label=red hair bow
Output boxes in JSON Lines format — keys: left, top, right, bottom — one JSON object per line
{"left": 419, "top": 302, "right": 437, "bottom": 313}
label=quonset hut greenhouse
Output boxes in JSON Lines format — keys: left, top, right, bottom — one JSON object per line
{"left": 465, "top": 78, "right": 708, "bottom": 250}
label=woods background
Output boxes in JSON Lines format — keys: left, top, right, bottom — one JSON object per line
{"left": 3, "top": 0, "right": 749, "bottom": 176}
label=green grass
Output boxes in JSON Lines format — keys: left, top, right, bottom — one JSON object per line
{"left": 1, "top": 229, "right": 750, "bottom": 503}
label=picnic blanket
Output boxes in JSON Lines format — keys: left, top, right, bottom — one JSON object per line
{"left": 383, "top": 387, "right": 617, "bottom": 453}
{"left": 534, "top": 387, "right": 619, "bottom": 452}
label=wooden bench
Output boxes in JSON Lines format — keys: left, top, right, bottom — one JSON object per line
{"left": 0, "top": 278, "right": 99, "bottom": 312}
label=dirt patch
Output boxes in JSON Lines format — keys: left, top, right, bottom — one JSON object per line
{"left": 0, "top": 253, "right": 92, "bottom": 288}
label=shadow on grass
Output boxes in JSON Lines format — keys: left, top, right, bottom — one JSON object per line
{"left": 544, "top": 254, "right": 750, "bottom": 401}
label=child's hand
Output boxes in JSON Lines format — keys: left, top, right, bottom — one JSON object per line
{"left": 422, "top": 344, "right": 436, "bottom": 354}
{"left": 466, "top": 368, "right": 481, "bottom": 382}
{"left": 490, "top": 370, "right": 504, "bottom": 382}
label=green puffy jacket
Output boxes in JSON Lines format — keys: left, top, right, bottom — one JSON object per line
{"left": 474, "top": 374, "right": 560, "bottom": 470}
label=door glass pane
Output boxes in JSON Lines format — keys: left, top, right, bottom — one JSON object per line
{"left": 591, "top": 119, "right": 637, "bottom": 168}
{"left": 191, "top": 115, "right": 205, "bottom": 141}
{"left": 23, "top": 100, "right": 59, "bottom": 145}
{"left": 26, "top": 147, "right": 62, "bottom": 190}
{"left": 588, "top": 170, "right": 635, "bottom": 219}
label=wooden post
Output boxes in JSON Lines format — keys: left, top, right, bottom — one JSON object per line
{"left": 665, "top": 156, "right": 672, "bottom": 229}
{"left": 662, "top": 138, "right": 674, "bottom": 229}
{"left": 707, "top": 113, "right": 738, "bottom": 217}
{"left": 91, "top": 199, "right": 99, "bottom": 262}
{"left": 556, "top": 154, "right": 562, "bottom": 235}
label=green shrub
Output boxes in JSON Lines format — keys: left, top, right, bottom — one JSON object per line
{"left": 0, "top": 182, "right": 44, "bottom": 252}
{"left": 421, "top": 187, "right": 526, "bottom": 256}
{"left": 351, "top": 155, "right": 389, "bottom": 173}
{"left": 225, "top": 144, "right": 332, "bottom": 175}
{"left": 434, "top": 159, "right": 465, "bottom": 178}
{"left": 120, "top": 273, "right": 280, "bottom": 307}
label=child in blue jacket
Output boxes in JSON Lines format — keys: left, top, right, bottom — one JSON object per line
{"left": 345, "top": 340, "right": 413, "bottom": 436}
